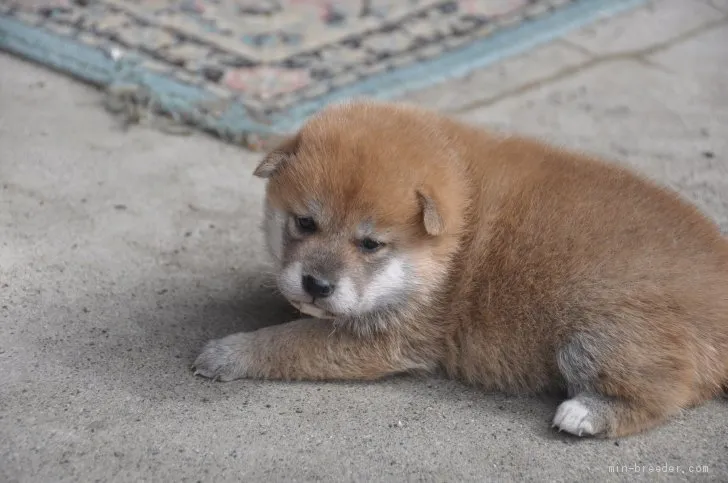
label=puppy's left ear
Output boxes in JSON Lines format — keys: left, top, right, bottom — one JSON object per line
{"left": 417, "top": 190, "right": 444, "bottom": 236}
{"left": 253, "top": 135, "right": 299, "bottom": 178}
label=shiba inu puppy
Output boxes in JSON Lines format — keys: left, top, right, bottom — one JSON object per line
{"left": 193, "top": 100, "right": 728, "bottom": 438}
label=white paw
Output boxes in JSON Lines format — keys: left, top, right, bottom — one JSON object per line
{"left": 553, "top": 399, "right": 596, "bottom": 437}
{"left": 192, "top": 333, "right": 253, "bottom": 382}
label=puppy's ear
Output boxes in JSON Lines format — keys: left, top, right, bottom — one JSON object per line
{"left": 253, "top": 136, "right": 299, "bottom": 178}
{"left": 417, "top": 190, "right": 444, "bottom": 236}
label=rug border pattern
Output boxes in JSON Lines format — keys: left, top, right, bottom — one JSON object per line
{"left": 0, "top": 0, "right": 646, "bottom": 149}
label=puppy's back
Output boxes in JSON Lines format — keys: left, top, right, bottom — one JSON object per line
{"left": 446, "top": 128, "right": 728, "bottom": 396}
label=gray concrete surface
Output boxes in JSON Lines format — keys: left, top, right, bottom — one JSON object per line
{"left": 1, "top": 0, "right": 727, "bottom": 481}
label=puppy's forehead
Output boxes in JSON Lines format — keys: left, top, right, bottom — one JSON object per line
{"left": 274, "top": 144, "right": 423, "bottom": 225}
{"left": 267, "top": 101, "right": 458, "bottom": 229}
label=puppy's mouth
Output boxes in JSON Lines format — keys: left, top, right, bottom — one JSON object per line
{"left": 289, "top": 300, "right": 337, "bottom": 320}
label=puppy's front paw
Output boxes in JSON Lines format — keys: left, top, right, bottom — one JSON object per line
{"left": 192, "top": 333, "right": 253, "bottom": 382}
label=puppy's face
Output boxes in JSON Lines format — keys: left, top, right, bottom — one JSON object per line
{"left": 263, "top": 200, "right": 422, "bottom": 321}
{"left": 254, "top": 102, "right": 466, "bottom": 329}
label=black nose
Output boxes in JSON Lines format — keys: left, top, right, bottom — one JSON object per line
{"left": 302, "top": 275, "right": 335, "bottom": 298}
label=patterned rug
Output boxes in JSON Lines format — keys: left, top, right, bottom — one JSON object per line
{"left": 0, "top": 0, "right": 643, "bottom": 149}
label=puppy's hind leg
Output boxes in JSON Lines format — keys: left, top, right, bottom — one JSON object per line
{"left": 553, "top": 330, "right": 696, "bottom": 438}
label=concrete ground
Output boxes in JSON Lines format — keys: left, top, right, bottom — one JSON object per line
{"left": 1, "top": 0, "right": 727, "bottom": 481}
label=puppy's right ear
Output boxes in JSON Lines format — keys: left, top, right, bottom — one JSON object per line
{"left": 253, "top": 136, "right": 299, "bottom": 178}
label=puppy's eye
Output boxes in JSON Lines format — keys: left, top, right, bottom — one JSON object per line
{"left": 359, "top": 238, "right": 385, "bottom": 253}
{"left": 295, "top": 216, "right": 317, "bottom": 234}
